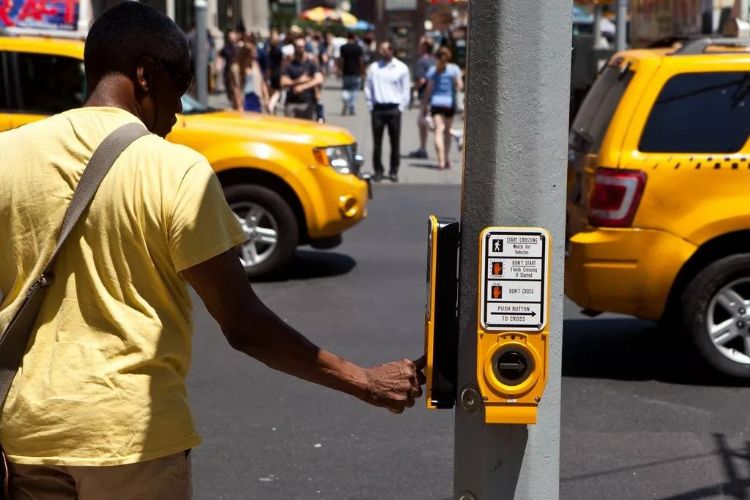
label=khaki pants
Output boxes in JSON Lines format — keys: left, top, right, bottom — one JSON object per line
{"left": 8, "top": 451, "right": 191, "bottom": 500}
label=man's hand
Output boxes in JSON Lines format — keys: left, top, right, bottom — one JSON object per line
{"left": 363, "top": 356, "right": 427, "bottom": 414}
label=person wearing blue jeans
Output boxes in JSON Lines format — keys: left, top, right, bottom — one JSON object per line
{"left": 338, "top": 32, "right": 364, "bottom": 115}
{"left": 342, "top": 75, "right": 360, "bottom": 115}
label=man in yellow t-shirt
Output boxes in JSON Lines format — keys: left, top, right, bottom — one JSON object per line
{"left": 0, "top": 3, "right": 424, "bottom": 499}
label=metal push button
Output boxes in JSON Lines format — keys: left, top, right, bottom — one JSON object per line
{"left": 493, "top": 347, "right": 534, "bottom": 386}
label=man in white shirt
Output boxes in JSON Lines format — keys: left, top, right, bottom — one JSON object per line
{"left": 365, "top": 42, "right": 411, "bottom": 182}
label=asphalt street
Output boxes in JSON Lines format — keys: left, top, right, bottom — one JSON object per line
{"left": 188, "top": 184, "right": 750, "bottom": 500}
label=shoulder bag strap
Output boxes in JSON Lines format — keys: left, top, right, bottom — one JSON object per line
{"left": 0, "top": 122, "right": 149, "bottom": 410}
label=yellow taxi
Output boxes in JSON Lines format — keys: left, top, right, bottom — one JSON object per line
{"left": 0, "top": 35, "right": 369, "bottom": 277}
{"left": 566, "top": 38, "right": 750, "bottom": 378}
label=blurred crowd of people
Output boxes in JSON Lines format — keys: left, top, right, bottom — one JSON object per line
{"left": 210, "top": 26, "right": 381, "bottom": 122}
{"left": 207, "top": 26, "right": 464, "bottom": 174}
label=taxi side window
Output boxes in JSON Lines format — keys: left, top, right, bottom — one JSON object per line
{"left": 9, "top": 52, "right": 85, "bottom": 114}
{"left": 640, "top": 72, "right": 750, "bottom": 153}
{"left": 0, "top": 52, "right": 9, "bottom": 110}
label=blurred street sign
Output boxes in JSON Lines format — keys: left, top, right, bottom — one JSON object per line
{"left": 386, "top": 0, "right": 417, "bottom": 10}
{"left": 0, "top": 0, "right": 80, "bottom": 30}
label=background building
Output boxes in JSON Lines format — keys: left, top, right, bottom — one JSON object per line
{"left": 353, "top": 0, "right": 426, "bottom": 67}
{"left": 89, "top": 0, "right": 269, "bottom": 35}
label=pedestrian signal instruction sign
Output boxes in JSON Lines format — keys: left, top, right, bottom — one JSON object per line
{"left": 479, "top": 228, "right": 550, "bottom": 331}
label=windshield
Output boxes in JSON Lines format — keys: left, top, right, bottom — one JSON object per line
{"left": 181, "top": 94, "right": 214, "bottom": 114}
{"left": 570, "top": 64, "right": 634, "bottom": 154}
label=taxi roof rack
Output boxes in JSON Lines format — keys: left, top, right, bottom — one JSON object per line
{"left": 674, "top": 37, "right": 750, "bottom": 55}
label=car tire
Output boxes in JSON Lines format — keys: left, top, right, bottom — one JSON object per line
{"left": 681, "top": 254, "right": 750, "bottom": 379}
{"left": 223, "top": 184, "right": 298, "bottom": 278}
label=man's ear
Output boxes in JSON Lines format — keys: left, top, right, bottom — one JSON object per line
{"left": 135, "top": 55, "right": 157, "bottom": 94}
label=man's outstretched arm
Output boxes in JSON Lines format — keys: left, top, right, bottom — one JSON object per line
{"left": 182, "top": 249, "right": 424, "bottom": 413}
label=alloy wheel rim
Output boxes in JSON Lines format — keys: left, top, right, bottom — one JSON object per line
{"left": 706, "top": 278, "right": 750, "bottom": 365}
{"left": 231, "top": 202, "right": 279, "bottom": 269}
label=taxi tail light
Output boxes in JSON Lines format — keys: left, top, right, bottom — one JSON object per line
{"left": 588, "top": 168, "right": 646, "bottom": 228}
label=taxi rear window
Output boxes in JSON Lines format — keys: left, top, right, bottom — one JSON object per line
{"left": 639, "top": 72, "right": 750, "bottom": 153}
{"left": 570, "top": 64, "right": 634, "bottom": 154}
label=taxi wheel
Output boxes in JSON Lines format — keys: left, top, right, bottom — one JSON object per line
{"left": 224, "top": 184, "right": 298, "bottom": 278}
{"left": 681, "top": 254, "right": 750, "bottom": 379}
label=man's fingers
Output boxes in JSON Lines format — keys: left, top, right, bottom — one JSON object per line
{"left": 369, "top": 357, "right": 431, "bottom": 414}
{"left": 408, "top": 372, "right": 420, "bottom": 390}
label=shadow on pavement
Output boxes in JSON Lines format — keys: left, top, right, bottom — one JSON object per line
{"left": 563, "top": 433, "right": 750, "bottom": 499}
{"left": 563, "top": 318, "right": 747, "bottom": 387}
{"left": 251, "top": 249, "right": 356, "bottom": 283}
{"left": 406, "top": 161, "right": 442, "bottom": 170}
{"left": 658, "top": 434, "right": 750, "bottom": 500}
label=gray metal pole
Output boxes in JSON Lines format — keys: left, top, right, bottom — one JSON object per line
{"left": 454, "top": 0, "right": 571, "bottom": 499}
{"left": 592, "top": 5, "right": 603, "bottom": 48}
{"left": 195, "top": 0, "right": 209, "bottom": 106}
{"left": 616, "top": 0, "right": 627, "bottom": 52}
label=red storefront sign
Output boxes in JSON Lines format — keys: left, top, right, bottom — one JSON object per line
{"left": 0, "top": 0, "right": 79, "bottom": 30}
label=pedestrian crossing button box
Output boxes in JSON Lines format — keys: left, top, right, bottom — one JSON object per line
{"left": 424, "top": 215, "right": 460, "bottom": 409}
{"left": 476, "top": 227, "right": 551, "bottom": 425}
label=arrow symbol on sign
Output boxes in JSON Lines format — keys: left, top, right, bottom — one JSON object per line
{"left": 491, "top": 311, "right": 537, "bottom": 317}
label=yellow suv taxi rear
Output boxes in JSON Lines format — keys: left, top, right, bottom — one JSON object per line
{"left": 0, "top": 35, "right": 369, "bottom": 277}
{"left": 567, "top": 39, "right": 750, "bottom": 378}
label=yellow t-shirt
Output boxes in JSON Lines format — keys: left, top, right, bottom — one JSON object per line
{"left": 0, "top": 107, "right": 247, "bottom": 466}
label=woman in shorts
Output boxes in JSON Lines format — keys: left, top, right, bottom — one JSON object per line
{"left": 423, "top": 47, "right": 463, "bottom": 169}
{"left": 238, "top": 42, "right": 269, "bottom": 113}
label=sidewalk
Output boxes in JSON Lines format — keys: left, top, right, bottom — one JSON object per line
{"left": 207, "top": 78, "right": 464, "bottom": 185}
